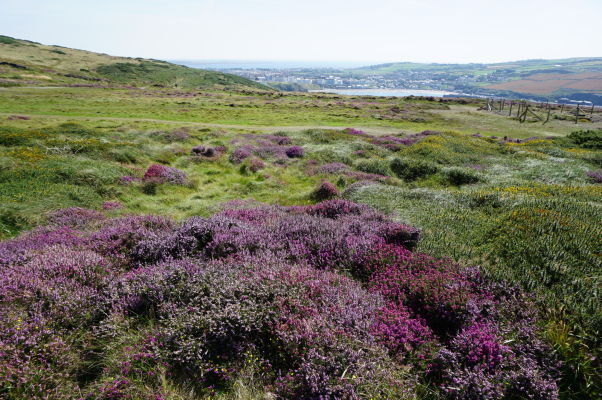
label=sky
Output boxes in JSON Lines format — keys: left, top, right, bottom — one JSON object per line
{"left": 1, "top": 0, "right": 601, "bottom": 64}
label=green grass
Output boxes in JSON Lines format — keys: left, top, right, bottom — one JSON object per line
{"left": 1, "top": 87, "right": 600, "bottom": 136}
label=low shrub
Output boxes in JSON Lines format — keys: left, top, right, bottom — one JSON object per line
{"left": 0, "top": 201, "right": 562, "bottom": 398}
{"left": 230, "top": 146, "right": 252, "bottom": 164}
{"left": 390, "top": 158, "right": 439, "bottom": 181}
{"left": 143, "top": 164, "right": 187, "bottom": 185}
{"left": 249, "top": 158, "right": 265, "bottom": 173}
{"left": 567, "top": 129, "right": 602, "bottom": 150}
{"left": 444, "top": 167, "right": 482, "bottom": 185}
{"left": 586, "top": 170, "right": 602, "bottom": 183}
{"left": 310, "top": 181, "right": 340, "bottom": 201}
{"left": 355, "top": 158, "right": 392, "bottom": 176}
{"left": 191, "top": 145, "right": 215, "bottom": 157}
{"left": 285, "top": 145, "right": 304, "bottom": 158}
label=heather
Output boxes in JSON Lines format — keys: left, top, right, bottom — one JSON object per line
{"left": 0, "top": 201, "right": 561, "bottom": 399}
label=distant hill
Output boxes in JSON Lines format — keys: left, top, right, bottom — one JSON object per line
{"left": 350, "top": 57, "right": 602, "bottom": 103}
{"left": 0, "top": 35, "right": 270, "bottom": 90}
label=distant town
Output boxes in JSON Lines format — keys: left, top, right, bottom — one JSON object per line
{"left": 211, "top": 67, "right": 485, "bottom": 92}
{"left": 178, "top": 60, "right": 602, "bottom": 105}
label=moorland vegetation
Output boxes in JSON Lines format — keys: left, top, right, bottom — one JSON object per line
{"left": 1, "top": 37, "right": 601, "bottom": 400}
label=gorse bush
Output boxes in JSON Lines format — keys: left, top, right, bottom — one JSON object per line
{"left": 0, "top": 201, "right": 561, "bottom": 399}
{"left": 566, "top": 129, "right": 602, "bottom": 150}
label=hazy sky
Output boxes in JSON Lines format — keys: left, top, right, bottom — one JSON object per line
{"left": 2, "top": 0, "right": 601, "bottom": 64}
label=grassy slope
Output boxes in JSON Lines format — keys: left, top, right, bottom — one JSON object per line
{"left": 0, "top": 35, "right": 269, "bottom": 90}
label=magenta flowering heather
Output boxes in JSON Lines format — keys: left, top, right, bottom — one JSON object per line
{"left": 285, "top": 145, "right": 304, "bottom": 158}
{"left": 586, "top": 169, "right": 602, "bottom": 183}
{"left": 453, "top": 322, "right": 510, "bottom": 369}
{"left": 310, "top": 181, "right": 339, "bottom": 201}
{"left": 315, "top": 162, "right": 350, "bottom": 175}
{"left": 191, "top": 145, "right": 216, "bottom": 157}
{"left": 371, "top": 303, "right": 434, "bottom": 359}
{"left": 229, "top": 146, "right": 252, "bottom": 164}
{"left": 143, "top": 164, "right": 187, "bottom": 185}
{"left": 0, "top": 199, "right": 561, "bottom": 399}
{"left": 119, "top": 175, "right": 140, "bottom": 185}
{"left": 249, "top": 157, "right": 265, "bottom": 172}
{"left": 343, "top": 128, "right": 370, "bottom": 137}
{"left": 47, "top": 206, "right": 105, "bottom": 228}
{"left": 102, "top": 201, "right": 123, "bottom": 210}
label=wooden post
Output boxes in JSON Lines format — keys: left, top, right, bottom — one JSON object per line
{"left": 520, "top": 102, "right": 527, "bottom": 121}
{"left": 520, "top": 105, "right": 526, "bottom": 123}
{"left": 527, "top": 106, "right": 543, "bottom": 121}
{"left": 575, "top": 104, "right": 580, "bottom": 124}
{"left": 544, "top": 105, "right": 551, "bottom": 124}
{"left": 508, "top": 101, "right": 513, "bottom": 116}
{"left": 591, "top": 103, "right": 595, "bottom": 116}
{"left": 560, "top": 104, "right": 564, "bottom": 114}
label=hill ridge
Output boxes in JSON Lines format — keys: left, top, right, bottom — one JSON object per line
{"left": 0, "top": 35, "right": 270, "bottom": 90}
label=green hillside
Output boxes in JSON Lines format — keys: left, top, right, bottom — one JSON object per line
{"left": 348, "top": 58, "right": 602, "bottom": 102}
{"left": 353, "top": 57, "right": 602, "bottom": 76}
{"left": 0, "top": 35, "right": 270, "bottom": 90}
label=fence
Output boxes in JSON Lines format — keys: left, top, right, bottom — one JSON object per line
{"left": 481, "top": 98, "right": 597, "bottom": 124}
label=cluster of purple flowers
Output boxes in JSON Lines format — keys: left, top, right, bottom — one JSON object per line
{"left": 310, "top": 181, "right": 339, "bottom": 201}
{"left": 342, "top": 128, "right": 440, "bottom": 151}
{"left": 0, "top": 200, "right": 560, "bottom": 398}
{"left": 343, "top": 127, "right": 371, "bottom": 137}
{"left": 190, "top": 144, "right": 226, "bottom": 158}
{"left": 586, "top": 169, "right": 602, "bottom": 183}
{"left": 229, "top": 134, "right": 302, "bottom": 164}
{"left": 119, "top": 175, "right": 140, "bottom": 185}
{"left": 143, "top": 164, "right": 187, "bottom": 185}
{"left": 102, "top": 201, "right": 123, "bottom": 210}
{"left": 190, "top": 145, "right": 215, "bottom": 157}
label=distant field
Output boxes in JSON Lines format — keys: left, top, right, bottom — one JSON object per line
{"left": 487, "top": 72, "right": 602, "bottom": 95}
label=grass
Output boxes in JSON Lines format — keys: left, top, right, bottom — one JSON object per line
{"left": 1, "top": 87, "right": 600, "bottom": 136}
